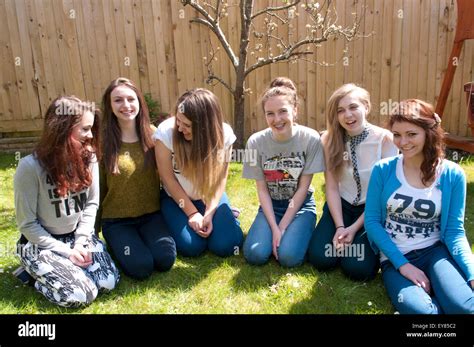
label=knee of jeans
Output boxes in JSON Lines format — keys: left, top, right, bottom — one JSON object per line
{"left": 244, "top": 242, "right": 270, "bottom": 265}
{"left": 209, "top": 242, "right": 238, "bottom": 258}
{"left": 307, "top": 246, "right": 337, "bottom": 270}
{"left": 443, "top": 299, "right": 474, "bottom": 314}
{"left": 278, "top": 248, "right": 304, "bottom": 268}
{"left": 395, "top": 288, "right": 439, "bottom": 314}
{"left": 123, "top": 259, "right": 154, "bottom": 280}
{"left": 154, "top": 251, "right": 176, "bottom": 272}
{"left": 178, "top": 240, "right": 206, "bottom": 257}
{"left": 341, "top": 259, "right": 378, "bottom": 281}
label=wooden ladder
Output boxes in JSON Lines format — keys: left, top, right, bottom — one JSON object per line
{"left": 435, "top": 0, "right": 474, "bottom": 153}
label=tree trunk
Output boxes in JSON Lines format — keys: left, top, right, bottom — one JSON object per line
{"left": 232, "top": 0, "right": 253, "bottom": 149}
{"left": 233, "top": 85, "right": 245, "bottom": 149}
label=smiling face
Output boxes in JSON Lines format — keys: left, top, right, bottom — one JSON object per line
{"left": 110, "top": 85, "right": 140, "bottom": 124}
{"left": 264, "top": 95, "right": 296, "bottom": 142}
{"left": 176, "top": 112, "right": 193, "bottom": 141}
{"left": 337, "top": 92, "right": 368, "bottom": 136}
{"left": 391, "top": 121, "right": 426, "bottom": 161}
{"left": 71, "top": 110, "right": 95, "bottom": 145}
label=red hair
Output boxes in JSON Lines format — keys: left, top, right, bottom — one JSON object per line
{"left": 35, "top": 96, "right": 100, "bottom": 197}
{"left": 389, "top": 99, "right": 444, "bottom": 185}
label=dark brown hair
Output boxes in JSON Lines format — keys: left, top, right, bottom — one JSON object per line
{"left": 35, "top": 96, "right": 100, "bottom": 197}
{"left": 389, "top": 99, "right": 444, "bottom": 185}
{"left": 101, "top": 77, "right": 155, "bottom": 174}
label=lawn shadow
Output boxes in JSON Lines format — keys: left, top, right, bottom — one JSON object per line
{"left": 288, "top": 267, "right": 393, "bottom": 314}
{"left": 229, "top": 258, "right": 318, "bottom": 293}
{"left": 0, "top": 251, "right": 228, "bottom": 313}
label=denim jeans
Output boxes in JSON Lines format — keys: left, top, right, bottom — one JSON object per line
{"left": 102, "top": 211, "right": 176, "bottom": 280}
{"left": 243, "top": 193, "right": 316, "bottom": 268}
{"left": 160, "top": 191, "right": 244, "bottom": 257}
{"left": 381, "top": 241, "right": 474, "bottom": 314}
{"left": 307, "top": 199, "right": 379, "bottom": 281}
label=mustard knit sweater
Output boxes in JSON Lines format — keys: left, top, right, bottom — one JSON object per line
{"left": 98, "top": 141, "right": 160, "bottom": 220}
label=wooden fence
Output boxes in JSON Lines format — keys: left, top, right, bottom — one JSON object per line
{"left": 0, "top": 0, "right": 473, "bottom": 139}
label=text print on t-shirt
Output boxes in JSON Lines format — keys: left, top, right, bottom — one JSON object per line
{"left": 385, "top": 193, "right": 440, "bottom": 240}
{"left": 46, "top": 175, "right": 87, "bottom": 218}
{"left": 263, "top": 153, "right": 305, "bottom": 200}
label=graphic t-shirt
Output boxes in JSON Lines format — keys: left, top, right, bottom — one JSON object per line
{"left": 380, "top": 158, "right": 442, "bottom": 262}
{"left": 242, "top": 125, "right": 325, "bottom": 200}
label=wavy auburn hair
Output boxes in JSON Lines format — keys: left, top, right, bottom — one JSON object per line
{"left": 34, "top": 96, "right": 100, "bottom": 197}
{"left": 389, "top": 99, "right": 445, "bottom": 185}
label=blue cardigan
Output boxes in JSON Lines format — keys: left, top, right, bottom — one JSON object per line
{"left": 365, "top": 155, "right": 474, "bottom": 282}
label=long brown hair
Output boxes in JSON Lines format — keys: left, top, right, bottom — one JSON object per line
{"left": 35, "top": 96, "right": 100, "bottom": 197}
{"left": 389, "top": 99, "right": 444, "bottom": 185}
{"left": 101, "top": 77, "right": 155, "bottom": 174}
{"left": 325, "top": 84, "right": 371, "bottom": 177}
{"left": 172, "top": 89, "right": 227, "bottom": 202}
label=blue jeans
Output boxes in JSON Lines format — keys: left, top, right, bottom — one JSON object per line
{"left": 102, "top": 211, "right": 176, "bottom": 280}
{"left": 381, "top": 242, "right": 474, "bottom": 314}
{"left": 160, "top": 191, "right": 244, "bottom": 257}
{"left": 243, "top": 193, "right": 316, "bottom": 268}
{"left": 307, "top": 199, "right": 379, "bottom": 281}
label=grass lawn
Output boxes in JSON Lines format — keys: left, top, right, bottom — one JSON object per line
{"left": 0, "top": 152, "right": 473, "bottom": 314}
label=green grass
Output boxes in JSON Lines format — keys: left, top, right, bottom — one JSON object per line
{"left": 0, "top": 153, "right": 473, "bottom": 314}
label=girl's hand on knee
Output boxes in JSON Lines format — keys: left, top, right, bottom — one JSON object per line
{"left": 271, "top": 227, "right": 282, "bottom": 260}
{"left": 188, "top": 212, "right": 204, "bottom": 233}
{"left": 74, "top": 244, "right": 92, "bottom": 263}
{"left": 332, "top": 227, "right": 354, "bottom": 249}
{"left": 69, "top": 247, "right": 92, "bottom": 268}
{"left": 399, "top": 263, "right": 431, "bottom": 294}
{"left": 198, "top": 216, "right": 213, "bottom": 238}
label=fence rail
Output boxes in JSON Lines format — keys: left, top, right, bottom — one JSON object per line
{"left": 0, "top": 0, "right": 472, "bottom": 139}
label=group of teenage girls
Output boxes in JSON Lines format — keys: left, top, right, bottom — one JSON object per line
{"left": 13, "top": 76, "right": 473, "bottom": 314}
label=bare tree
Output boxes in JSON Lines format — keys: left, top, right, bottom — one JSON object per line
{"left": 181, "top": 0, "right": 363, "bottom": 148}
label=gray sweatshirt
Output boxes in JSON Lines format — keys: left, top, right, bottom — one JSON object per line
{"left": 14, "top": 154, "right": 99, "bottom": 258}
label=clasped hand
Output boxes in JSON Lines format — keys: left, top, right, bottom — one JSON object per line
{"left": 69, "top": 243, "right": 93, "bottom": 268}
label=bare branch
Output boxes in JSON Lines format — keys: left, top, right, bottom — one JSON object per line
{"left": 206, "top": 75, "right": 235, "bottom": 93}
{"left": 190, "top": 18, "right": 215, "bottom": 31}
{"left": 251, "top": 0, "right": 301, "bottom": 20}
{"left": 181, "top": 0, "right": 239, "bottom": 67}
{"left": 245, "top": 37, "right": 327, "bottom": 77}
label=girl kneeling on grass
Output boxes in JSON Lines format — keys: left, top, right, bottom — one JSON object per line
{"left": 97, "top": 78, "right": 176, "bottom": 280}
{"left": 307, "top": 84, "right": 398, "bottom": 280}
{"left": 243, "top": 77, "right": 325, "bottom": 267}
{"left": 365, "top": 99, "right": 474, "bottom": 313}
{"left": 154, "top": 88, "right": 243, "bottom": 257}
{"left": 14, "top": 96, "right": 119, "bottom": 307}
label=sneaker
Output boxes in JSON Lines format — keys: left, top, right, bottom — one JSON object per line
{"left": 13, "top": 266, "right": 35, "bottom": 286}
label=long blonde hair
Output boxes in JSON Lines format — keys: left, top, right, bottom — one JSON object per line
{"left": 325, "top": 84, "right": 371, "bottom": 177}
{"left": 172, "top": 89, "right": 227, "bottom": 203}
